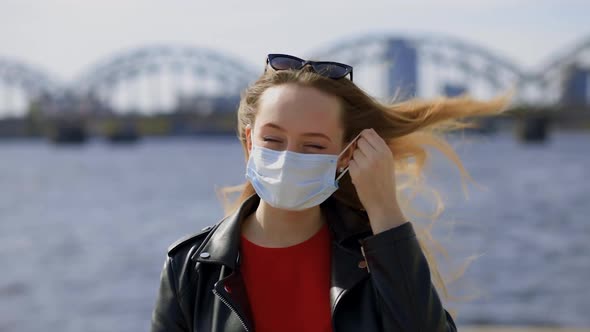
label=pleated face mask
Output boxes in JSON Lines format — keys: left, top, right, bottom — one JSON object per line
{"left": 245, "top": 133, "right": 361, "bottom": 211}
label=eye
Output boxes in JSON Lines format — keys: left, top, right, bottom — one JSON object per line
{"left": 262, "top": 137, "right": 281, "bottom": 143}
{"left": 306, "top": 144, "right": 326, "bottom": 150}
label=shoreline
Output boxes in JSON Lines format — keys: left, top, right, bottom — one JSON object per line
{"left": 461, "top": 326, "right": 590, "bottom": 332}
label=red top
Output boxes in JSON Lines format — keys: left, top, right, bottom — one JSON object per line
{"left": 239, "top": 222, "right": 334, "bottom": 332}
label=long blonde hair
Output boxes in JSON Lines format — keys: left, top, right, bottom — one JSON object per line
{"left": 217, "top": 67, "right": 512, "bottom": 318}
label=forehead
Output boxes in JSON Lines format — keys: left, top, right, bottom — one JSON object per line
{"left": 255, "top": 83, "right": 343, "bottom": 135}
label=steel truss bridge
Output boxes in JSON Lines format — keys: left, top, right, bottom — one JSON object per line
{"left": 0, "top": 34, "right": 589, "bottom": 118}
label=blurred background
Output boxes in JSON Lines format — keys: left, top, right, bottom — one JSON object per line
{"left": 0, "top": 1, "right": 589, "bottom": 331}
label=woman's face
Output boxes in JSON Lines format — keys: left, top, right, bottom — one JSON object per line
{"left": 245, "top": 83, "right": 352, "bottom": 168}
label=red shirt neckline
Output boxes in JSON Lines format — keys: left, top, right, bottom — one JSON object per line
{"left": 240, "top": 222, "right": 330, "bottom": 251}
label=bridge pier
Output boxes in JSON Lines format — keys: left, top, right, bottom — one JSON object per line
{"left": 515, "top": 114, "right": 550, "bottom": 143}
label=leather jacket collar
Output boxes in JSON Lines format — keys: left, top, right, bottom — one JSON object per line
{"left": 193, "top": 193, "right": 374, "bottom": 270}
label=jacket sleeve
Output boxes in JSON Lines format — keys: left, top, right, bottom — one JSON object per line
{"left": 150, "top": 255, "right": 189, "bottom": 332}
{"left": 359, "top": 221, "right": 457, "bottom": 332}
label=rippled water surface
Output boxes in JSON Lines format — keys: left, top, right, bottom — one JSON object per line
{"left": 0, "top": 131, "right": 588, "bottom": 331}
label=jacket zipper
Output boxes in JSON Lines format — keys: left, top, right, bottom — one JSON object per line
{"left": 360, "top": 244, "right": 371, "bottom": 273}
{"left": 212, "top": 288, "right": 251, "bottom": 332}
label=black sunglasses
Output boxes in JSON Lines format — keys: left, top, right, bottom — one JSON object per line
{"left": 265, "top": 53, "right": 353, "bottom": 81}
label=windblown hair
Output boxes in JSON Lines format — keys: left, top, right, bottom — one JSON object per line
{"left": 217, "top": 67, "right": 512, "bottom": 319}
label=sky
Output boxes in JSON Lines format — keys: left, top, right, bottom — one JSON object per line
{"left": 1, "top": 0, "right": 589, "bottom": 83}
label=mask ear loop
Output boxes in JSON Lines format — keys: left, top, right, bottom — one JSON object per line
{"left": 335, "top": 132, "right": 363, "bottom": 182}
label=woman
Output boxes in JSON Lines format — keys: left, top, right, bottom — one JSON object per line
{"left": 150, "top": 54, "right": 509, "bottom": 332}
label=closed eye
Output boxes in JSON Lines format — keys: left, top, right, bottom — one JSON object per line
{"left": 262, "top": 137, "right": 280, "bottom": 143}
{"left": 262, "top": 138, "right": 325, "bottom": 150}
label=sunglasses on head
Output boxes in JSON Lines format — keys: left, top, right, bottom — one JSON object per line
{"left": 265, "top": 53, "right": 353, "bottom": 81}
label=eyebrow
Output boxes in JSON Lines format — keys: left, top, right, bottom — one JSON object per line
{"left": 262, "top": 123, "right": 332, "bottom": 142}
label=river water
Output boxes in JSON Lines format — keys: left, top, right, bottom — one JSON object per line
{"left": 0, "top": 130, "right": 588, "bottom": 331}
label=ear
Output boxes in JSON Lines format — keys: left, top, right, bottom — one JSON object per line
{"left": 337, "top": 139, "right": 357, "bottom": 171}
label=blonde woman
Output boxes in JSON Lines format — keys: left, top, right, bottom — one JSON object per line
{"left": 150, "top": 53, "right": 508, "bottom": 332}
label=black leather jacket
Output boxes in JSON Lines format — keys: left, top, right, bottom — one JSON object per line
{"left": 150, "top": 193, "right": 457, "bottom": 332}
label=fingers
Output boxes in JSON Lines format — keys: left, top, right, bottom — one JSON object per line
{"left": 357, "top": 129, "right": 388, "bottom": 160}
{"left": 361, "top": 128, "right": 389, "bottom": 154}
{"left": 348, "top": 128, "right": 390, "bottom": 176}
{"left": 352, "top": 146, "right": 369, "bottom": 168}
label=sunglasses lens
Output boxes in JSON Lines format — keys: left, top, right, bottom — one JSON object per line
{"left": 269, "top": 56, "right": 302, "bottom": 71}
{"left": 313, "top": 63, "right": 349, "bottom": 79}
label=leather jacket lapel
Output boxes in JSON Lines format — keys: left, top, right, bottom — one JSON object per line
{"left": 212, "top": 265, "right": 255, "bottom": 331}
{"left": 321, "top": 195, "right": 374, "bottom": 315}
{"left": 192, "top": 194, "right": 260, "bottom": 270}
{"left": 329, "top": 240, "right": 371, "bottom": 316}
{"left": 193, "top": 195, "right": 259, "bottom": 331}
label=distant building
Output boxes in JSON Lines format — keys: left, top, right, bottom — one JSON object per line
{"left": 560, "top": 64, "right": 589, "bottom": 107}
{"left": 385, "top": 39, "right": 418, "bottom": 101}
{"left": 443, "top": 84, "right": 467, "bottom": 97}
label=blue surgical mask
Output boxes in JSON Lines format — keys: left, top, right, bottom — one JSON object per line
{"left": 245, "top": 133, "right": 360, "bottom": 211}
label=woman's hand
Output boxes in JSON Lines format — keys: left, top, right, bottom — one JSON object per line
{"left": 347, "top": 128, "right": 407, "bottom": 234}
